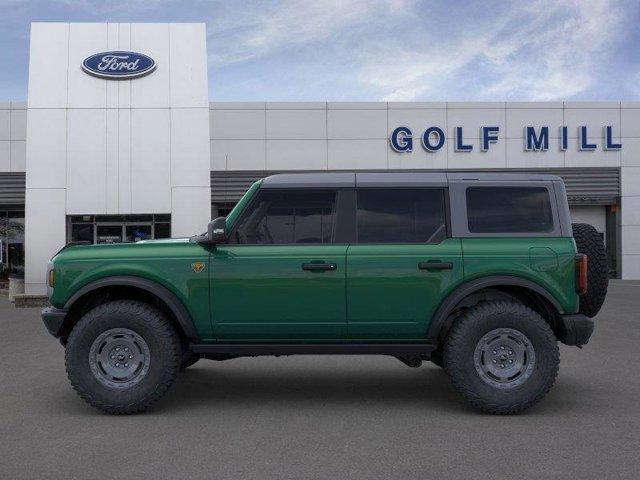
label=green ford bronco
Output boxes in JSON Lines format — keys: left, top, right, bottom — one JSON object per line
{"left": 42, "top": 172, "right": 608, "bottom": 415}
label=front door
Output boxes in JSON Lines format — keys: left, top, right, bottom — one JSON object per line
{"left": 211, "top": 189, "right": 347, "bottom": 340}
{"left": 346, "top": 188, "right": 463, "bottom": 340}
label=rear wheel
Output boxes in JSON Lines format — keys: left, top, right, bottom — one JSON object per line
{"left": 444, "top": 301, "right": 559, "bottom": 414}
{"left": 65, "top": 300, "right": 181, "bottom": 414}
{"left": 572, "top": 222, "right": 608, "bottom": 317}
{"left": 430, "top": 349, "right": 444, "bottom": 368}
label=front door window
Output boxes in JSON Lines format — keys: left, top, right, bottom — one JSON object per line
{"left": 232, "top": 190, "right": 336, "bottom": 245}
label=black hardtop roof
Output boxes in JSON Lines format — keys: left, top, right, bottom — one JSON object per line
{"left": 261, "top": 171, "right": 563, "bottom": 188}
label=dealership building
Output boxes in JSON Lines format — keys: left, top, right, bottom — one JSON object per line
{"left": 1, "top": 22, "right": 640, "bottom": 294}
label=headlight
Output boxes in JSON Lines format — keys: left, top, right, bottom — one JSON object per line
{"left": 46, "top": 261, "right": 55, "bottom": 299}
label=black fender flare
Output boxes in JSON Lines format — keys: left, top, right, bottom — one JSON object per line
{"left": 64, "top": 275, "right": 199, "bottom": 341}
{"left": 426, "top": 275, "right": 563, "bottom": 342}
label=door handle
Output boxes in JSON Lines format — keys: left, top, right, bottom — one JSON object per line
{"left": 418, "top": 261, "right": 453, "bottom": 271}
{"left": 302, "top": 262, "right": 337, "bottom": 272}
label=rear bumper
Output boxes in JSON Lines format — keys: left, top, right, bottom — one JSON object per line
{"left": 557, "top": 314, "right": 594, "bottom": 346}
{"left": 41, "top": 307, "right": 68, "bottom": 338}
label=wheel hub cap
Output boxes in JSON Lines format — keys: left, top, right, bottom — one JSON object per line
{"left": 89, "top": 328, "right": 150, "bottom": 389}
{"left": 473, "top": 328, "right": 535, "bottom": 389}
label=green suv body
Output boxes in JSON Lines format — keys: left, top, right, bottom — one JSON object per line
{"left": 42, "top": 172, "right": 605, "bottom": 414}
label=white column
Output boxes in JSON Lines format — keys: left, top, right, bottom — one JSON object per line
{"left": 25, "top": 22, "right": 210, "bottom": 293}
{"left": 168, "top": 23, "right": 210, "bottom": 237}
{"left": 621, "top": 104, "right": 640, "bottom": 279}
{"left": 24, "top": 189, "right": 66, "bottom": 294}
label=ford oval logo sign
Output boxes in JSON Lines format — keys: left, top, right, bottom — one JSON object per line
{"left": 82, "top": 51, "right": 156, "bottom": 80}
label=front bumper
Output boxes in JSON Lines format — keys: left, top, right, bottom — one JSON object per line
{"left": 41, "top": 306, "right": 68, "bottom": 338}
{"left": 557, "top": 314, "right": 594, "bottom": 346}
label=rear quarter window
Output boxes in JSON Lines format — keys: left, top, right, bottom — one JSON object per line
{"left": 466, "top": 186, "right": 554, "bottom": 233}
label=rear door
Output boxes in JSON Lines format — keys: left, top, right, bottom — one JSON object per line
{"left": 211, "top": 188, "right": 348, "bottom": 340}
{"left": 346, "top": 187, "right": 463, "bottom": 340}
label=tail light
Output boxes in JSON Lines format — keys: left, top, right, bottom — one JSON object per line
{"left": 575, "top": 254, "right": 588, "bottom": 295}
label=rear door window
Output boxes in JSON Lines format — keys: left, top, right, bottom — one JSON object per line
{"left": 466, "top": 186, "right": 554, "bottom": 233}
{"left": 356, "top": 188, "right": 447, "bottom": 243}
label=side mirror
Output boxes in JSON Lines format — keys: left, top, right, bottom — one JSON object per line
{"left": 206, "top": 217, "right": 227, "bottom": 244}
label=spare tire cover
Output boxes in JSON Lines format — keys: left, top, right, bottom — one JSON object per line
{"left": 572, "top": 223, "right": 608, "bottom": 317}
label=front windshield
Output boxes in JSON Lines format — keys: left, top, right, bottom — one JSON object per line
{"left": 190, "top": 179, "right": 263, "bottom": 242}
{"left": 224, "top": 180, "right": 263, "bottom": 230}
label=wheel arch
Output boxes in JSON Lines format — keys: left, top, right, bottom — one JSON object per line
{"left": 427, "top": 275, "right": 563, "bottom": 343}
{"left": 61, "top": 276, "right": 199, "bottom": 343}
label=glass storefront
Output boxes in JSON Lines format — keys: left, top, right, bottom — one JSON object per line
{"left": 67, "top": 215, "right": 171, "bottom": 244}
{"left": 211, "top": 203, "right": 235, "bottom": 219}
{"left": 0, "top": 210, "right": 25, "bottom": 277}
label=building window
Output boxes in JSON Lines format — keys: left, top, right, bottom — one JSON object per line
{"left": 0, "top": 210, "right": 25, "bottom": 277}
{"left": 212, "top": 203, "right": 235, "bottom": 219}
{"left": 67, "top": 215, "right": 171, "bottom": 244}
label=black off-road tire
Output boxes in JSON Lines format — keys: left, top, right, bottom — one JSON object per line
{"left": 430, "top": 349, "right": 444, "bottom": 368}
{"left": 444, "top": 301, "right": 559, "bottom": 414}
{"left": 572, "top": 222, "right": 608, "bottom": 317}
{"left": 65, "top": 300, "right": 181, "bottom": 414}
{"left": 180, "top": 350, "right": 200, "bottom": 370}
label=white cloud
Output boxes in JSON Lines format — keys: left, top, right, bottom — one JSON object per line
{"left": 362, "top": 35, "right": 490, "bottom": 101}
{"left": 208, "top": 0, "right": 629, "bottom": 101}
{"left": 28, "top": 0, "right": 175, "bottom": 11}
{"left": 208, "top": 0, "right": 411, "bottom": 66}
{"left": 7, "top": 0, "right": 628, "bottom": 101}
{"left": 358, "top": 0, "right": 627, "bottom": 101}
{"left": 480, "top": 0, "right": 625, "bottom": 100}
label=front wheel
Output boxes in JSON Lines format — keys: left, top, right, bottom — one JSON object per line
{"left": 180, "top": 350, "right": 200, "bottom": 370}
{"left": 65, "top": 300, "right": 181, "bottom": 414}
{"left": 443, "top": 301, "right": 559, "bottom": 414}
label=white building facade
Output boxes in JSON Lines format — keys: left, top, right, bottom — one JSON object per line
{"left": 0, "top": 22, "right": 639, "bottom": 294}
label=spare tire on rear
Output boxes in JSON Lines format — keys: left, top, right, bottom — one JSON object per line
{"left": 572, "top": 223, "right": 608, "bottom": 317}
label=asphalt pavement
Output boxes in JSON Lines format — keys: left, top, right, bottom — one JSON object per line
{"left": 1, "top": 281, "right": 639, "bottom": 479}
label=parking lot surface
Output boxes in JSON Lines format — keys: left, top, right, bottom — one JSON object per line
{"left": 1, "top": 281, "right": 640, "bottom": 479}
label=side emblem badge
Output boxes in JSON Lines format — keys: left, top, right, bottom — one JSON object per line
{"left": 191, "top": 262, "right": 206, "bottom": 273}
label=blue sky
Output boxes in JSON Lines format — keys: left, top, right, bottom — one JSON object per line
{"left": 1, "top": 0, "right": 639, "bottom": 101}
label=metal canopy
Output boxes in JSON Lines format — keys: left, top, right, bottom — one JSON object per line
{"left": 0, "top": 173, "right": 26, "bottom": 207}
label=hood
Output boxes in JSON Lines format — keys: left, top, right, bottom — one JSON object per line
{"left": 52, "top": 237, "right": 193, "bottom": 262}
